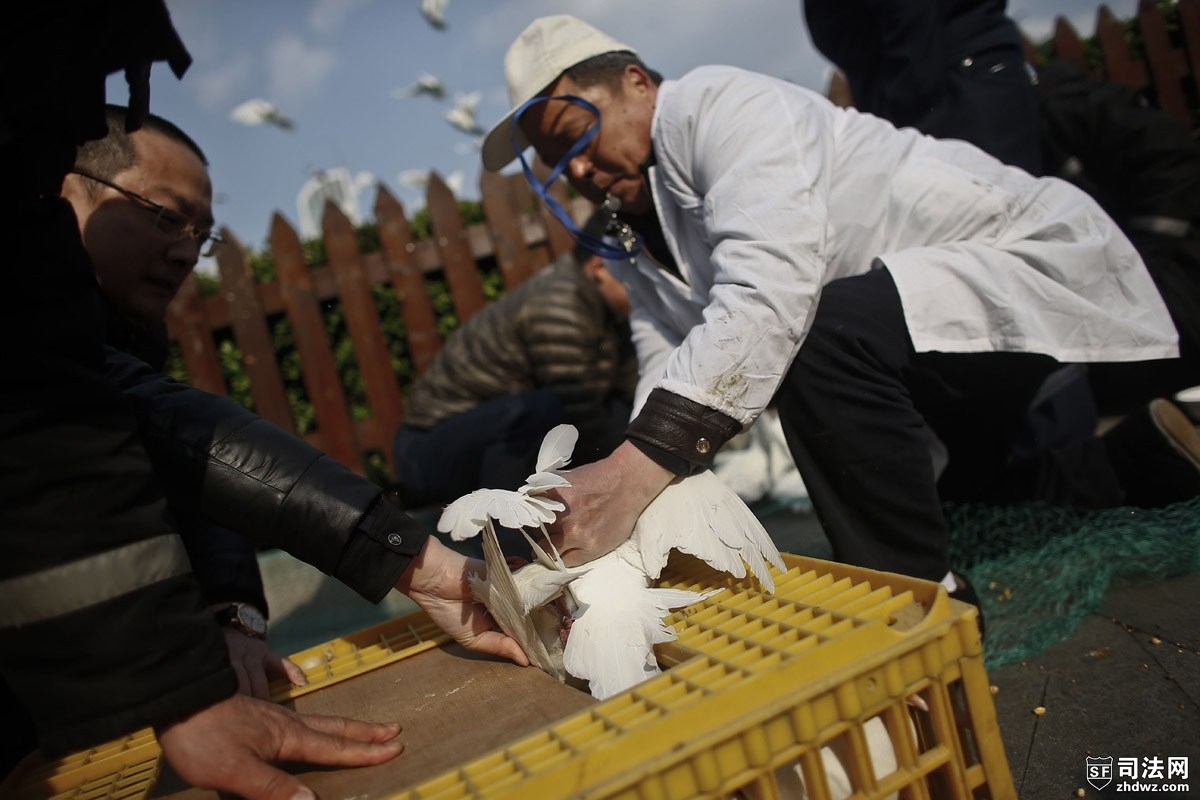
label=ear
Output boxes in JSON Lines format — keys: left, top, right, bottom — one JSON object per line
{"left": 623, "top": 63, "right": 655, "bottom": 95}
{"left": 59, "top": 172, "right": 94, "bottom": 220}
{"left": 59, "top": 171, "right": 83, "bottom": 200}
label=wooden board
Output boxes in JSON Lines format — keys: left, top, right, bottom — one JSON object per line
{"left": 152, "top": 644, "right": 595, "bottom": 798}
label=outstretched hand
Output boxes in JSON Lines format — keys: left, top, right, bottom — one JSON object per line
{"left": 222, "top": 628, "right": 308, "bottom": 700}
{"left": 396, "top": 537, "right": 530, "bottom": 666}
{"left": 547, "top": 441, "right": 674, "bottom": 566}
{"left": 157, "top": 693, "right": 403, "bottom": 800}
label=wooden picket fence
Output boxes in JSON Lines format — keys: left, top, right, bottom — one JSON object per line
{"left": 827, "top": 0, "right": 1200, "bottom": 126}
{"left": 1025, "top": 0, "right": 1200, "bottom": 125}
{"left": 170, "top": 2, "right": 1198, "bottom": 486}
{"left": 166, "top": 167, "right": 591, "bottom": 482}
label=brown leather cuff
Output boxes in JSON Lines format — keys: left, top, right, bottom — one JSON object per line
{"left": 625, "top": 388, "right": 742, "bottom": 476}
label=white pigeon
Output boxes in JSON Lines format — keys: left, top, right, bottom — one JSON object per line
{"left": 439, "top": 425, "right": 584, "bottom": 680}
{"left": 391, "top": 72, "right": 445, "bottom": 100}
{"left": 440, "top": 424, "right": 785, "bottom": 701}
{"left": 445, "top": 91, "right": 484, "bottom": 136}
{"left": 229, "top": 98, "right": 295, "bottom": 130}
{"left": 561, "top": 538, "right": 719, "bottom": 700}
{"left": 562, "top": 468, "right": 784, "bottom": 699}
{"left": 420, "top": 0, "right": 448, "bottom": 30}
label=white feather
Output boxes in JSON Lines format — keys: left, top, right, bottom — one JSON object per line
{"left": 633, "top": 470, "right": 785, "bottom": 592}
{"left": 536, "top": 424, "right": 578, "bottom": 473}
{"left": 439, "top": 424, "right": 784, "bottom": 702}
{"left": 564, "top": 542, "right": 714, "bottom": 700}
{"left": 468, "top": 522, "right": 568, "bottom": 679}
{"left": 438, "top": 488, "right": 564, "bottom": 541}
{"left": 512, "top": 561, "right": 587, "bottom": 614}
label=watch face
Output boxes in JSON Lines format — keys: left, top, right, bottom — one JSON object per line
{"left": 236, "top": 604, "right": 268, "bottom": 636}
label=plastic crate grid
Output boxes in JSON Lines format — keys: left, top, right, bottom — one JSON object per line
{"left": 393, "top": 553, "right": 1012, "bottom": 800}
{"left": 0, "top": 554, "right": 1014, "bottom": 800}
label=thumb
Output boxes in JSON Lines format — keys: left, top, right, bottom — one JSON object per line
{"left": 469, "top": 629, "right": 531, "bottom": 666}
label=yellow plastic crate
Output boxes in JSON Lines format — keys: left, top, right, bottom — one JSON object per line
{"left": 0, "top": 553, "right": 1015, "bottom": 800}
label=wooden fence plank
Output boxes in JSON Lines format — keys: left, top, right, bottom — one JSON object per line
{"left": 1053, "top": 16, "right": 1091, "bottom": 69}
{"left": 506, "top": 172, "right": 553, "bottom": 274}
{"left": 1097, "top": 4, "right": 1150, "bottom": 87}
{"left": 827, "top": 69, "right": 853, "bottom": 107}
{"left": 531, "top": 157, "right": 577, "bottom": 259}
{"left": 158, "top": 2, "right": 1200, "bottom": 487}
{"left": 270, "top": 212, "right": 361, "bottom": 471}
{"left": 1138, "top": 0, "right": 1191, "bottom": 122}
{"left": 166, "top": 273, "right": 226, "bottom": 395}
{"left": 427, "top": 171, "right": 486, "bottom": 323}
{"left": 322, "top": 202, "right": 404, "bottom": 468}
{"left": 374, "top": 186, "right": 441, "bottom": 376}
{"left": 480, "top": 169, "right": 534, "bottom": 289}
{"left": 214, "top": 228, "right": 293, "bottom": 431}
{"left": 1181, "top": 0, "right": 1200, "bottom": 97}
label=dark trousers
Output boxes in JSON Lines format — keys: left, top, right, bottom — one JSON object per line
{"left": 392, "top": 390, "right": 565, "bottom": 508}
{"left": 775, "top": 268, "right": 1128, "bottom": 581}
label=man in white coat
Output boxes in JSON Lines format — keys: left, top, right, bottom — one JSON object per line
{"left": 480, "top": 15, "right": 1196, "bottom": 607}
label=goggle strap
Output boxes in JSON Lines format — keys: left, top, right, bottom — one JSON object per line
{"left": 510, "top": 95, "right": 643, "bottom": 261}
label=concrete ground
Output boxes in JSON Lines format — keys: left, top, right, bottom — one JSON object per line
{"left": 260, "top": 505, "right": 1199, "bottom": 797}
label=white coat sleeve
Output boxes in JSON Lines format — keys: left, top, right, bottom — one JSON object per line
{"left": 652, "top": 69, "right": 836, "bottom": 426}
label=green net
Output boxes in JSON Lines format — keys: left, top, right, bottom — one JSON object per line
{"left": 946, "top": 497, "right": 1200, "bottom": 669}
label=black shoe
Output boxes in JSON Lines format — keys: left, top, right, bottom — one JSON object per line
{"left": 1103, "top": 398, "right": 1200, "bottom": 507}
{"left": 947, "top": 571, "right": 986, "bottom": 639}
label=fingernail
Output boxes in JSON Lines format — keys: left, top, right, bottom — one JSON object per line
{"left": 290, "top": 789, "right": 315, "bottom": 800}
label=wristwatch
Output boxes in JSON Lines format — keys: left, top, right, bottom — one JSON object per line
{"left": 213, "top": 602, "right": 268, "bottom": 639}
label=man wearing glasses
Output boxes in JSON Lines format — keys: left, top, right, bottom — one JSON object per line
{"left": 1, "top": 6, "right": 526, "bottom": 790}
{"left": 62, "top": 105, "right": 221, "bottom": 328}
{"left": 60, "top": 105, "right": 308, "bottom": 701}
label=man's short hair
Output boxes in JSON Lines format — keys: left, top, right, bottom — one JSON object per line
{"left": 564, "top": 52, "right": 663, "bottom": 92}
{"left": 73, "top": 104, "right": 207, "bottom": 193}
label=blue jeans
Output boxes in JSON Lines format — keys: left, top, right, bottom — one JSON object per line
{"left": 392, "top": 390, "right": 565, "bottom": 509}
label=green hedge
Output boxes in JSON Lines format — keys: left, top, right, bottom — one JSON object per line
{"left": 167, "top": 200, "right": 505, "bottom": 486}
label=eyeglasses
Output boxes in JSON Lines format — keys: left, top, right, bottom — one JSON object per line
{"left": 70, "top": 168, "right": 225, "bottom": 257}
{"left": 511, "top": 94, "right": 641, "bottom": 260}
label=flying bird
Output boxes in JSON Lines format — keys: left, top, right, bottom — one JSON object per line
{"left": 391, "top": 72, "right": 446, "bottom": 100}
{"left": 229, "top": 98, "right": 295, "bottom": 130}
{"left": 445, "top": 91, "right": 484, "bottom": 136}
{"left": 296, "top": 167, "right": 376, "bottom": 239}
{"left": 420, "top": 0, "right": 448, "bottom": 30}
{"left": 440, "top": 424, "right": 784, "bottom": 700}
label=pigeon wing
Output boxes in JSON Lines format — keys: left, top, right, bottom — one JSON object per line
{"left": 634, "top": 470, "right": 785, "bottom": 592}
{"left": 472, "top": 522, "right": 567, "bottom": 680}
{"left": 562, "top": 553, "right": 711, "bottom": 700}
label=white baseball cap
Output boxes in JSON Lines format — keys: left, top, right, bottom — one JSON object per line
{"left": 481, "top": 15, "right": 636, "bottom": 172}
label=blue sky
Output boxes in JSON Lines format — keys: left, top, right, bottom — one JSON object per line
{"left": 105, "top": 0, "right": 1140, "bottom": 259}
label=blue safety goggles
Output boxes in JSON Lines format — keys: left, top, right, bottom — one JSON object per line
{"left": 511, "top": 94, "right": 642, "bottom": 260}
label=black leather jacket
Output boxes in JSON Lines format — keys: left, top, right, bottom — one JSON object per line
{"left": 0, "top": 0, "right": 428, "bottom": 765}
{"left": 106, "top": 349, "right": 428, "bottom": 606}
{"left": 105, "top": 305, "right": 268, "bottom": 613}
